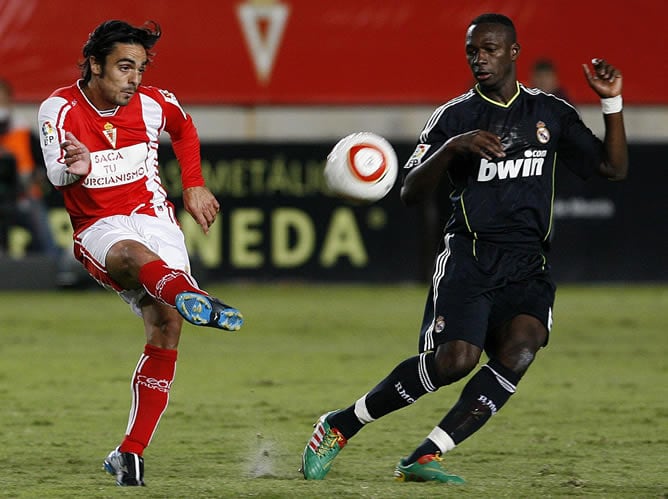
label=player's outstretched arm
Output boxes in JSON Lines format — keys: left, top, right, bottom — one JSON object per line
{"left": 582, "top": 58, "right": 628, "bottom": 180}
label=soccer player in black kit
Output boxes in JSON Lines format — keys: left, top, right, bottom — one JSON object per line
{"left": 301, "top": 13, "right": 628, "bottom": 484}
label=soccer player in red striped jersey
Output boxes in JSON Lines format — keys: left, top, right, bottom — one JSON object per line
{"left": 38, "top": 20, "right": 243, "bottom": 486}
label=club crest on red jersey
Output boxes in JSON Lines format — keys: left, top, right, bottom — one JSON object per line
{"left": 103, "top": 122, "right": 117, "bottom": 148}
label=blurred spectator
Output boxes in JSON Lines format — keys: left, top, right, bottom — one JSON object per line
{"left": 530, "top": 58, "right": 571, "bottom": 103}
{"left": 0, "top": 78, "right": 60, "bottom": 258}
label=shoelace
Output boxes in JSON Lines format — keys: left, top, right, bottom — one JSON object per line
{"left": 315, "top": 429, "right": 344, "bottom": 457}
{"left": 416, "top": 452, "right": 444, "bottom": 466}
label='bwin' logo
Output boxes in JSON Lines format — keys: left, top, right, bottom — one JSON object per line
{"left": 478, "top": 149, "right": 546, "bottom": 181}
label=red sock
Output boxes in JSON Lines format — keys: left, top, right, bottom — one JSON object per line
{"left": 138, "top": 259, "right": 205, "bottom": 306}
{"left": 119, "top": 345, "right": 178, "bottom": 456}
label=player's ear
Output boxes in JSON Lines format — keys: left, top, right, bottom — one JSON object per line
{"left": 90, "top": 56, "right": 102, "bottom": 76}
{"left": 511, "top": 42, "right": 520, "bottom": 60}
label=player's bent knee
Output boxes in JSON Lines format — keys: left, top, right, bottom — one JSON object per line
{"left": 511, "top": 347, "right": 537, "bottom": 374}
{"left": 433, "top": 341, "right": 481, "bottom": 386}
{"left": 494, "top": 341, "right": 542, "bottom": 376}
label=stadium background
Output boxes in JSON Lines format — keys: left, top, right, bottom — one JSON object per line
{"left": 2, "top": 0, "right": 666, "bottom": 286}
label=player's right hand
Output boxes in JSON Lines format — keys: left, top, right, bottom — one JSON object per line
{"left": 446, "top": 129, "right": 506, "bottom": 160}
{"left": 60, "top": 131, "right": 91, "bottom": 176}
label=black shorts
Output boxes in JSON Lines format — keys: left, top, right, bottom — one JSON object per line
{"left": 418, "top": 233, "right": 556, "bottom": 353}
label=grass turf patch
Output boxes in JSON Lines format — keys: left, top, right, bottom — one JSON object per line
{"left": 0, "top": 283, "right": 666, "bottom": 498}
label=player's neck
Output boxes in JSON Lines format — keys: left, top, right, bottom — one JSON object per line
{"left": 80, "top": 81, "right": 117, "bottom": 112}
{"left": 476, "top": 80, "right": 520, "bottom": 105}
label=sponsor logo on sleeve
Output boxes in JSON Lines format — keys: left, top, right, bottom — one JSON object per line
{"left": 159, "top": 88, "right": 187, "bottom": 116}
{"left": 41, "top": 121, "right": 57, "bottom": 146}
{"left": 159, "top": 89, "right": 179, "bottom": 105}
{"left": 406, "top": 143, "right": 431, "bottom": 168}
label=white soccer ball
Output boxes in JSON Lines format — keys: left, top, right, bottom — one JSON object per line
{"left": 324, "top": 132, "right": 398, "bottom": 203}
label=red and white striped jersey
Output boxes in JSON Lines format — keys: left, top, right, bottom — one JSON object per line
{"left": 38, "top": 81, "right": 205, "bottom": 235}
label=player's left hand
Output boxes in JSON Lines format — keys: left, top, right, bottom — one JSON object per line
{"left": 582, "top": 58, "right": 622, "bottom": 98}
{"left": 183, "top": 186, "right": 220, "bottom": 234}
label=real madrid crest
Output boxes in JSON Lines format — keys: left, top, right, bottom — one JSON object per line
{"left": 536, "top": 121, "right": 550, "bottom": 144}
{"left": 435, "top": 316, "right": 446, "bottom": 334}
{"left": 102, "top": 122, "right": 117, "bottom": 148}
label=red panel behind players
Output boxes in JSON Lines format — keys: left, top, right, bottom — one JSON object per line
{"left": 1, "top": 0, "right": 663, "bottom": 105}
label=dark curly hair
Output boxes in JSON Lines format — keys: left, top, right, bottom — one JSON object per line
{"left": 79, "top": 20, "right": 162, "bottom": 83}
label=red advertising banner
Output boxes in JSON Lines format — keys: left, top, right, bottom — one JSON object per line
{"left": 1, "top": 0, "right": 663, "bottom": 105}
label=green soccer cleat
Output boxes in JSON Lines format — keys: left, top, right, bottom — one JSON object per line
{"left": 301, "top": 411, "right": 347, "bottom": 480}
{"left": 394, "top": 453, "right": 465, "bottom": 484}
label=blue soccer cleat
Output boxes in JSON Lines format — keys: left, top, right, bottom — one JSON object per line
{"left": 175, "top": 292, "right": 243, "bottom": 331}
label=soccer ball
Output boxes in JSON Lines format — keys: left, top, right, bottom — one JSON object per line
{"left": 324, "top": 132, "right": 398, "bottom": 203}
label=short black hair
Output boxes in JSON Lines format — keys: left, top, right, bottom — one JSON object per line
{"left": 469, "top": 13, "right": 517, "bottom": 43}
{"left": 80, "top": 20, "right": 162, "bottom": 83}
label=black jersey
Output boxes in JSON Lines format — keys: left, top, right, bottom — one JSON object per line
{"left": 404, "top": 83, "right": 604, "bottom": 247}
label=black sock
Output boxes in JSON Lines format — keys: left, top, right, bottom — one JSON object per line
{"left": 440, "top": 359, "right": 521, "bottom": 444}
{"left": 405, "top": 358, "right": 522, "bottom": 463}
{"left": 329, "top": 352, "right": 440, "bottom": 439}
{"left": 404, "top": 439, "right": 441, "bottom": 464}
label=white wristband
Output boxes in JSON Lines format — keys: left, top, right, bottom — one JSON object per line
{"left": 601, "top": 95, "right": 623, "bottom": 114}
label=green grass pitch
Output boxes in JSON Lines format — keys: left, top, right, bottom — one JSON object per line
{"left": 1, "top": 283, "right": 666, "bottom": 498}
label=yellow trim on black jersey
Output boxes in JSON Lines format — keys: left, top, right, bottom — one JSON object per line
{"left": 459, "top": 191, "right": 477, "bottom": 239}
{"left": 543, "top": 152, "right": 558, "bottom": 242}
{"left": 474, "top": 81, "right": 521, "bottom": 108}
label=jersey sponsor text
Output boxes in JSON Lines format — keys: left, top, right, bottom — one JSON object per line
{"left": 477, "top": 150, "right": 546, "bottom": 182}
{"left": 85, "top": 143, "right": 148, "bottom": 189}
